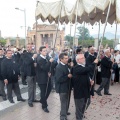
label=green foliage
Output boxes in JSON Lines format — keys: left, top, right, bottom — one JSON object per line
{"left": 78, "top": 40, "right": 94, "bottom": 47}
{"left": 103, "top": 37, "right": 107, "bottom": 40}
{"left": 100, "top": 40, "right": 114, "bottom": 47}
{"left": 65, "top": 26, "right": 114, "bottom": 48}
{"left": 78, "top": 40, "right": 114, "bottom": 48}
{"left": 77, "top": 26, "right": 95, "bottom": 40}
{"left": 65, "top": 35, "right": 73, "bottom": 47}
{"left": 10, "top": 39, "right": 25, "bottom": 47}
{"left": 65, "top": 35, "right": 73, "bottom": 42}
{"left": 0, "top": 38, "right": 6, "bottom": 46}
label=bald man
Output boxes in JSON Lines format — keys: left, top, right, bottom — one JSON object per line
{"left": 73, "top": 54, "right": 98, "bottom": 120}
{"left": 95, "top": 49, "right": 114, "bottom": 96}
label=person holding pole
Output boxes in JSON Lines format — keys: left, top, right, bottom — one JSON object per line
{"left": 95, "top": 49, "right": 113, "bottom": 96}
{"left": 23, "top": 44, "right": 38, "bottom": 107}
{"left": 73, "top": 54, "right": 98, "bottom": 120}
{"left": 36, "top": 46, "right": 53, "bottom": 113}
{"left": 55, "top": 52, "right": 72, "bottom": 120}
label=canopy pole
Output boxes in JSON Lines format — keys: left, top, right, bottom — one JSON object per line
{"left": 93, "top": 21, "right": 101, "bottom": 88}
{"left": 35, "top": 1, "right": 39, "bottom": 52}
{"left": 52, "top": 0, "right": 64, "bottom": 55}
{"left": 82, "top": 21, "right": 85, "bottom": 46}
{"left": 35, "top": 19, "right": 37, "bottom": 51}
{"left": 114, "top": 21, "right": 117, "bottom": 48}
{"left": 72, "top": 0, "right": 79, "bottom": 58}
{"left": 67, "top": 0, "right": 79, "bottom": 113}
{"left": 92, "top": 0, "right": 112, "bottom": 91}
{"left": 45, "top": 0, "right": 64, "bottom": 96}
{"left": 97, "top": 0, "right": 112, "bottom": 58}
{"left": 98, "top": 21, "right": 101, "bottom": 49}
{"left": 69, "top": 22, "right": 73, "bottom": 56}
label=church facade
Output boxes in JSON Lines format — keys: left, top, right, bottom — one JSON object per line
{"left": 27, "top": 23, "right": 65, "bottom": 51}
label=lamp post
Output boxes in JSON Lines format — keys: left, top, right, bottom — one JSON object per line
{"left": 15, "top": 8, "right": 26, "bottom": 47}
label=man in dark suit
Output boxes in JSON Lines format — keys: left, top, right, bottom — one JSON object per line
{"left": 19, "top": 50, "right": 27, "bottom": 85}
{"left": 95, "top": 49, "right": 113, "bottom": 96}
{"left": 55, "top": 53, "right": 72, "bottom": 120}
{"left": 73, "top": 54, "right": 98, "bottom": 120}
{"left": 84, "top": 46, "right": 92, "bottom": 58}
{"left": 23, "top": 44, "right": 38, "bottom": 107}
{"left": 1, "top": 50, "right": 25, "bottom": 103}
{"left": 86, "top": 47, "right": 97, "bottom": 67}
{"left": 86, "top": 47, "right": 97, "bottom": 97}
{"left": 36, "top": 46, "right": 54, "bottom": 113}
{"left": 84, "top": 46, "right": 97, "bottom": 59}
{"left": 13, "top": 48, "right": 21, "bottom": 64}
{"left": 0, "top": 49, "right": 6, "bottom": 101}
{"left": 73, "top": 48, "right": 82, "bottom": 66}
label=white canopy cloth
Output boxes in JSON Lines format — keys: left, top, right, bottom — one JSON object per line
{"left": 35, "top": 0, "right": 120, "bottom": 25}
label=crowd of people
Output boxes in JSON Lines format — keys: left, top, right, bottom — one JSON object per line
{"left": 0, "top": 44, "right": 119, "bottom": 120}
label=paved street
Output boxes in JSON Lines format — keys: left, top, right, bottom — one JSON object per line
{"left": 0, "top": 82, "right": 120, "bottom": 120}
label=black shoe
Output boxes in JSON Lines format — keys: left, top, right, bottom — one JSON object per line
{"left": 33, "top": 99, "right": 40, "bottom": 102}
{"left": 3, "top": 97, "right": 7, "bottom": 101}
{"left": 60, "top": 118, "right": 67, "bottom": 120}
{"left": 40, "top": 100, "right": 42, "bottom": 103}
{"left": 22, "top": 82, "right": 27, "bottom": 85}
{"left": 17, "top": 98, "right": 26, "bottom": 102}
{"left": 94, "top": 90, "right": 97, "bottom": 92}
{"left": 9, "top": 100, "right": 15, "bottom": 103}
{"left": 28, "top": 103, "right": 33, "bottom": 107}
{"left": 82, "top": 115, "right": 86, "bottom": 118}
{"left": 104, "top": 93, "right": 112, "bottom": 95}
{"left": 51, "top": 89, "right": 55, "bottom": 92}
{"left": 67, "top": 112, "right": 71, "bottom": 115}
{"left": 42, "top": 108, "right": 49, "bottom": 113}
{"left": 111, "top": 81, "right": 114, "bottom": 86}
{"left": 96, "top": 91, "right": 102, "bottom": 96}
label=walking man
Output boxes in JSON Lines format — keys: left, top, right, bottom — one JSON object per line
{"left": 36, "top": 46, "right": 54, "bottom": 113}
{"left": 95, "top": 49, "right": 113, "bottom": 96}
{"left": 0, "top": 49, "right": 6, "bottom": 101}
{"left": 55, "top": 53, "right": 72, "bottom": 120}
{"left": 1, "top": 50, "right": 25, "bottom": 103}
{"left": 73, "top": 54, "right": 98, "bottom": 120}
{"left": 23, "top": 44, "right": 38, "bottom": 107}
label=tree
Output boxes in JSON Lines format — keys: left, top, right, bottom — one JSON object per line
{"left": 89, "top": 36, "right": 95, "bottom": 40}
{"left": 103, "top": 37, "right": 107, "bottom": 40}
{"left": 78, "top": 40, "right": 114, "bottom": 48}
{"left": 77, "top": 26, "right": 94, "bottom": 40}
{"left": 65, "top": 35, "right": 73, "bottom": 47}
{"left": 65, "top": 35, "right": 73, "bottom": 42}
{"left": 77, "top": 26, "right": 90, "bottom": 40}
{"left": 0, "top": 38, "right": 6, "bottom": 46}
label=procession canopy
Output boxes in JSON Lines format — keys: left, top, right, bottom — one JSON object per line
{"left": 35, "top": 0, "right": 120, "bottom": 25}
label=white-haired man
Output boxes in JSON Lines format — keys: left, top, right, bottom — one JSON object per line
{"left": 73, "top": 54, "right": 98, "bottom": 120}
{"left": 95, "top": 49, "right": 114, "bottom": 96}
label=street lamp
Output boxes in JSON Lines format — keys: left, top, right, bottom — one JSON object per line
{"left": 15, "top": 7, "right": 26, "bottom": 48}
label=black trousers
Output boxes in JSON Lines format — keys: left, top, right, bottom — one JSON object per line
{"left": 74, "top": 98, "right": 91, "bottom": 120}
{"left": 21, "top": 72, "right": 26, "bottom": 84}
{"left": 0, "top": 80, "right": 6, "bottom": 99}
{"left": 97, "top": 78, "right": 110, "bottom": 94}
{"left": 59, "top": 93, "right": 68, "bottom": 120}
{"left": 38, "top": 81, "right": 51, "bottom": 108}
{"left": 7, "top": 82, "right": 22, "bottom": 101}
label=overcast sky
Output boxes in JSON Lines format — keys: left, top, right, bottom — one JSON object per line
{"left": 0, "top": 0, "right": 120, "bottom": 38}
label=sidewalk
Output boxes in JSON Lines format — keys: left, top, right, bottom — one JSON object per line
{"left": 0, "top": 84, "right": 120, "bottom": 120}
